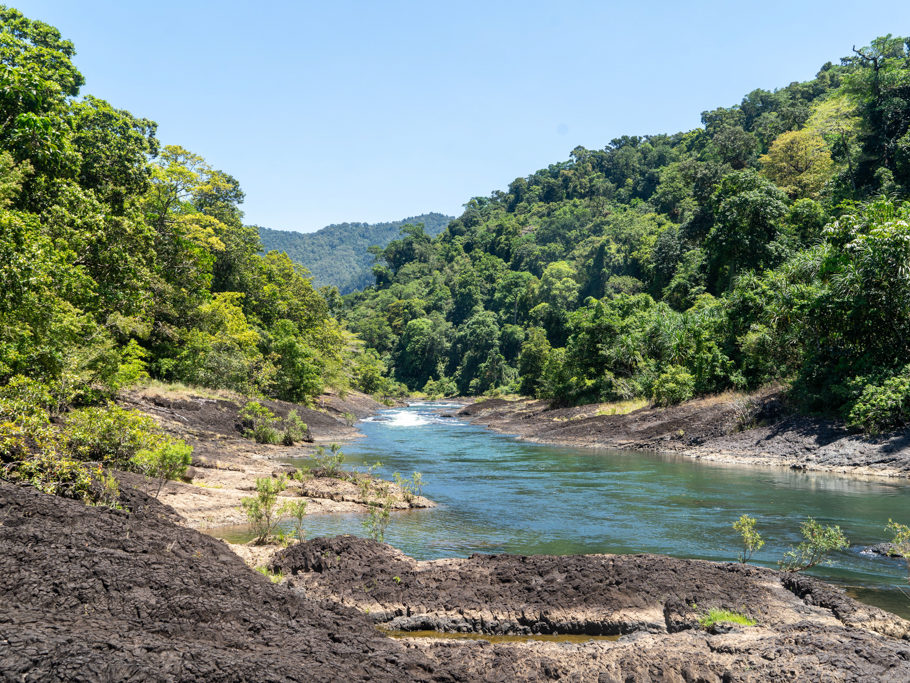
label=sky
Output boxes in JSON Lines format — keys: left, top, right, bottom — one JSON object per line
{"left": 11, "top": 1, "right": 910, "bottom": 232}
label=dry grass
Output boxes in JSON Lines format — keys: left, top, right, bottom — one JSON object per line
{"left": 128, "top": 379, "right": 246, "bottom": 403}
{"left": 595, "top": 398, "right": 649, "bottom": 416}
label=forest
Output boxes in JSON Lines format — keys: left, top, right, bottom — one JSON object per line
{"left": 341, "top": 35, "right": 910, "bottom": 434}
{"left": 1, "top": 4, "right": 910, "bottom": 506}
{"left": 259, "top": 213, "right": 453, "bottom": 294}
{"left": 0, "top": 6, "right": 399, "bottom": 499}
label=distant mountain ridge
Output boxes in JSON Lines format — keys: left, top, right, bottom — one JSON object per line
{"left": 258, "top": 213, "right": 453, "bottom": 294}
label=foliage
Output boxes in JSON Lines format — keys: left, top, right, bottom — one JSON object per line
{"left": 240, "top": 401, "right": 282, "bottom": 444}
{"left": 732, "top": 514, "right": 764, "bottom": 564}
{"left": 259, "top": 214, "right": 452, "bottom": 294}
{"left": 779, "top": 517, "right": 850, "bottom": 572}
{"left": 651, "top": 366, "right": 696, "bottom": 407}
{"left": 62, "top": 404, "right": 160, "bottom": 465}
{"left": 131, "top": 438, "right": 193, "bottom": 498}
{"left": 240, "top": 475, "right": 288, "bottom": 544}
{"left": 698, "top": 608, "right": 756, "bottom": 629}
{"left": 363, "top": 482, "right": 392, "bottom": 543}
{"left": 846, "top": 366, "right": 910, "bottom": 433}
{"left": 324, "top": 34, "right": 910, "bottom": 434}
{"left": 311, "top": 443, "right": 345, "bottom": 478}
{"left": 285, "top": 499, "right": 308, "bottom": 542}
{"left": 282, "top": 410, "right": 309, "bottom": 445}
{"left": 886, "top": 519, "right": 910, "bottom": 583}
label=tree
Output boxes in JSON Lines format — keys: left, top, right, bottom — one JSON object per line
{"left": 704, "top": 170, "right": 788, "bottom": 291}
{"left": 394, "top": 315, "right": 450, "bottom": 388}
{"left": 759, "top": 129, "right": 833, "bottom": 198}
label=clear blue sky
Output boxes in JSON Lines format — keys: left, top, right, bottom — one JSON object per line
{"left": 11, "top": 1, "right": 910, "bottom": 232}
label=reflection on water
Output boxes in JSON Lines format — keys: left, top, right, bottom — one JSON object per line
{"left": 211, "top": 401, "right": 910, "bottom": 620}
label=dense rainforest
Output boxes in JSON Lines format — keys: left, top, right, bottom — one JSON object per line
{"left": 0, "top": 7, "right": 397, "bottom": 500}
{"left": 342, "top": 35, "right": 910, "bottom": 433}
{"left": 259, "top": 213, "right": 453, "bottom": 294}
{"left": 2, "top": 2, "right": 910, "bottom": 509}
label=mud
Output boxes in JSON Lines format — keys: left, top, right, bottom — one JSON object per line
{"left": 458, "top": 390, "right": 910, "bottom": 479}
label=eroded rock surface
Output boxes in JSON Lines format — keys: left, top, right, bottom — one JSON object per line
{"left": 272, "top": 536, "right": 910, "bottom": 681}
{"left": 4, "top": 481, "right": 909, "bottom": 682}
{"left": 0, "top": 482, "right": 451, "bottom": 682}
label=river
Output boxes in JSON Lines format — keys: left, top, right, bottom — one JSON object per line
{"left": 228, "top": 401, "right": 910, "bottom": 619}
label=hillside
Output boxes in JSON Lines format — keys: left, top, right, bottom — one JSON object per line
{"left": 344, "top": 36, "right": 910, "bottom": 433}
{"left": 258, "top": 212, "right": 453, "bottom": 293}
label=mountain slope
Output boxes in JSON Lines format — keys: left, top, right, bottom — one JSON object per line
{"left": 259, "top": 213, "right": 453, "bottom": 293}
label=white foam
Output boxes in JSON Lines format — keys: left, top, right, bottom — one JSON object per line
{"left": 385, "top": 410, "right": 431, "bottom": 427}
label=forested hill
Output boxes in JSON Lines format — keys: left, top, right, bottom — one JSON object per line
{"left": 345, "top": 35, "right": 910, "bottom": 433}
{"left": 0, "top": 5, "right": 400, "bottom": 411}
{"left": 259, "top": 213, "right": 453, "bottom": 294}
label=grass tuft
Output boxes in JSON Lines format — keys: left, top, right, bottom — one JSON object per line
{"left": 698, "top": 608, "right": 756, "bottom": 629}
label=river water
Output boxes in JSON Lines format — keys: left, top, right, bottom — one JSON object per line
{"left": 229, "top": 401, "right": 910, "bottom": 618}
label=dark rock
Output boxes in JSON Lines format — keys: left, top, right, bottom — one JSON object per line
{"left": 861, "top": 542, "right": 905, "bottom": 558}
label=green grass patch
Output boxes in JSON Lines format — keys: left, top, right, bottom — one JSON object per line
{"left": 698, "top": 608, "right": 756, "bottom": 629}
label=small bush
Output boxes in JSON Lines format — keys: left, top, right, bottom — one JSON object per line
{"left": 241, "top": 475, "right": 288, "bottom": 544}
{"left": 363, "top": 486, "right": 392, "bottom": 543}
{"left": 779, "top": 517, "right": 849, "bottom": 572}
{"left": 4, "top": 452, "right": 95, "bottom": 501}
{"left": 651, "top": 366, "right": 695, "bottom": 407}
{"left": 886, "top": 519, "right": 910, "bottom": 584}
{"left": 62, "top": 404, "right": 160, "bottom": 465}
{"left": 846, "top": 367, "right": 910, "bottom": 434}
{"left": 732, "top": 514, "right": 764, "bottom": 564}
{"left": 411, "top": 471, "right": 423, "bottom": 497}
{"left": 240, "top": 401, "right": 282, "bottom": 444}
{"left": 132, "top": 438, "right": 194, "bottom": 497}
{"left": 285, "top": 499, "right": 308, "bottom": 542}
{"left": 312, "top": 443, "right": 345, "bottom": 478}
{"left": 393, "top": 472, "right": 415, "bottom": 504}
{"left": 281, "top": 410, "right": 309, "bottom": 445}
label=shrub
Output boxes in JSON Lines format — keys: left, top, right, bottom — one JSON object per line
{"left": 363, "top": 483, "right": 392, "bottom": 543}
{"left": 846, "top": 367, "right": 910, "bottom": 434}
{"left": 285, "top": 499, "right": 308, "bottom": 542}
{"left": 241, "top": 475, "right": 288, "bottom": 544}
{"left": 651, "top": 365, "right": 695, "bottom": 407}
{"left": 411, "top": 471, "right": 423, "bottom": 498}
{"left": 886, "top": 519, "right": 910, "bottom": 583}
{"left": 132, "top": 438, "right": 194, "bottom": 497}
{"left": 312, "top": 443, "right": 345, "bottom": 478}
{"left": 4, "top": 452, "right": 96, "bottom": 501}
{"left": 62, "top": 404, "right": 160, "bottom": 465}
{"left": 779, "top": 517, "right": 849, "bottom": 572}
{"left": 393, "top": 472, "right": 415, "bottom": 504}
{"left": 732, "top": 514, "right": 764, "bottom": 564}
{"left": 281, "top": 410, "right": 309, "bottom": 446}
{"left": 240, "top": 401, "right": 281, "bottom": 444}
{"left": 422, "top": 376, "right": 457, "bottom": 398}
{"left": 0, "top": 376, "right": 56, "bottom": 459}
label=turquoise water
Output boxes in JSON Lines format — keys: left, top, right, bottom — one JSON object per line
{"left": 255, "top": 402, "right": 910, "bottom": 617}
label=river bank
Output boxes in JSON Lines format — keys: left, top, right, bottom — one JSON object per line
{"left": 3, "top": 481, "right": 908, "bottom": 681}
{"left": 117, "top": 386, "right": 433, "bottom": 530}
{"left": 458, "top": 390, "right": 910, "bottom": 479}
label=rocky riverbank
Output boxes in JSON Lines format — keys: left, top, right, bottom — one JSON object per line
{"left": 3, "top": 483, "right": 907, "bottom": 681}
{"left": 117, "top": 387, "right": 432, "bottom": 530}
{"left": 458, "top": 390, "right": 910, "bottom": 479}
